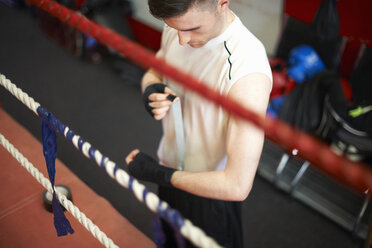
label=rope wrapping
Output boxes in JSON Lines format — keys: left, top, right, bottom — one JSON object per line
{"left": 40, "top": 116, "right": 74, "bottom": 236}
{"left": 0, "top": 74, "right": 222, "bottom": 247}
{"left": 24, "top": 0, "right": 372, "bottom": 195}
{"left": 0, "top": 133, "right": 118, "bottom": 248}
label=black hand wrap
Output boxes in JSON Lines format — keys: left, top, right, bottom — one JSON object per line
{"left": 142, "top": 83, "right": 176, "bottom": 117}
{"left": 128, "top": 152, "right": 176, "bottom": 187}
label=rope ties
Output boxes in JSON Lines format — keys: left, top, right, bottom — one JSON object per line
{"left": 39, "top": 108, "right": 74, "bottom": 236}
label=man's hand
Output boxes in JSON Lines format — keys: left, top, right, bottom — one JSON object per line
{"left": 142, "top": 83, "right": 178, "bottom": 120}
{"left": 125, "top": 149, "right": 176, "bottom": 187}
{"left": 125, "top": 149, "right": 140, "bottom": 164}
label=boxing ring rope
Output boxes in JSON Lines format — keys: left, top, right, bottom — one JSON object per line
{"left": 0, "top": 133, "right": 119, "bottom": 248}
{"left": 0, "top": 74, "right": 221, "bottom": 248}
{"left": 26, "top": 0, "right": 372, "bottom": 195}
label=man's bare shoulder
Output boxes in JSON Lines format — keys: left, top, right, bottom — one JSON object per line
{"left": 228, "top": 73, "right": 271, "bottom": 113}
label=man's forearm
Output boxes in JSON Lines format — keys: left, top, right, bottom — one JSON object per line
{"left": 170, "top": 166, "right": 254, "bottom": 201}
{"left": 141, "top": 69, "right": 163, "bottom": 92}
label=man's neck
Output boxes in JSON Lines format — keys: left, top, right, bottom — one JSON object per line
{"left": 216, "top": 9, "right": 235, "bottom": 38}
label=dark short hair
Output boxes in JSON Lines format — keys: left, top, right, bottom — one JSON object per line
{"left": 148, "top": 0, "right": 217, "bottom": 19}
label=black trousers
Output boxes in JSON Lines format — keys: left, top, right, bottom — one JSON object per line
{"left": 158, "top": 186, "right": 243, "bottom": 248}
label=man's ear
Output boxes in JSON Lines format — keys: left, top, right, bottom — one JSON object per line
{"left": 217, "top": 0, "right": 230, "bottom": 11}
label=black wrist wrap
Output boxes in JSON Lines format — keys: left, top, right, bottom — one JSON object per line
{"left": 142, "top": 83, "right": 165, "bottom": 117}
{"left": 128, "top": 152, "right": 176, "bottom": 187}
{"left": 142, "top": 83, "right": 176, "bottom": 117}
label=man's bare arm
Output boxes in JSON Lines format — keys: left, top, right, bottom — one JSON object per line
{"left": 170, "top": 73, "right": 271, "bottom": 201}
{"left": 141, "top": 68, "right": 163, "bottom": 92}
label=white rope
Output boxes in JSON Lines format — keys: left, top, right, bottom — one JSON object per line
{"left": 0, "top": 74, "right": 40, "bottom": 115}
{"left": 0, "top": 73, "right": 222, "bottom": 248}
{"left": 0, "top": 133, "right": 118, "bottom": 248}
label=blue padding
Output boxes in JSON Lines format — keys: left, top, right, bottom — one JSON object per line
{"left": 288, "top": 45, "right": 325, "bottom": 83}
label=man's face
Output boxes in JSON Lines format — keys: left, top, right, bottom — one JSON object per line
{"left": 164, "top": 4, "right": 222, "bottom": 48}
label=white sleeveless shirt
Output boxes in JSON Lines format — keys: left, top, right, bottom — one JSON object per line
{"left": 156, "top": 15, "right": 272, "bottom": 172}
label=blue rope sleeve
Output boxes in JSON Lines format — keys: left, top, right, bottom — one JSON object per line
{"left": 39, "top": 107, "right": 74, "bottom": 236}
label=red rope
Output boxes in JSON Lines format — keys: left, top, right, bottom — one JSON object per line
{"left": 30, "top": 0, "right": 372, "bottom": 195}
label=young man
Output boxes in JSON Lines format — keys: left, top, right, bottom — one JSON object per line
{"left": 126, "top": 0, "right": 272, "bottom": 247}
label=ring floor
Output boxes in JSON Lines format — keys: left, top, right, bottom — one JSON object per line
{"left": 0, "top": 4, "right": 364, "bottom": 248}
{"left": 0, "top": 109, "right": 155, "bottom": 247}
